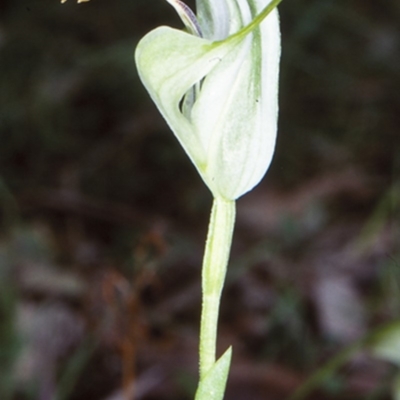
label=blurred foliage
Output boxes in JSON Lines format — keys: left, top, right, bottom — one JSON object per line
{"left": 0, "top": 0, "right": 207, "bottom": 228}
{"left": 290, "top": 321, "right": 400, "bottom": 400}
{"left": 277, "top": 0, "right": 399, "bottom": 186}
{"left": 0, "top": 266, "right": 19, "bottom": 400}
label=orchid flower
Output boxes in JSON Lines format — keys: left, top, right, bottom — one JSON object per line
{"left": 135, "top": 0, "right": 281, "bottom": 201}
{"left": 62, "top": 0, "right": 282, "bottom": 398}
{"left": 135, "top": 1, "right": 282, "bottom": 399}
{"left": 61, "top": 0, "right": 283, "bottom": 397}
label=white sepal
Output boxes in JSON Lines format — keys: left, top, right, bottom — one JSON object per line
{"left": 135, "top": 0, "right": 281, "bottom": 200}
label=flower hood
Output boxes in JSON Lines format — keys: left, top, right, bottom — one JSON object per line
{"left": 135, "top": 0, "right": 281, "bottom": 200}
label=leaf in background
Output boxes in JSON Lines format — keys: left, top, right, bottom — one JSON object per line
{"left": 370, "top": 322, "right": 400, "bottom": 366}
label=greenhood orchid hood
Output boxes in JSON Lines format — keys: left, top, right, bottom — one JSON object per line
{"left": 135, "top": 0, "right": 281, "bottom": 200}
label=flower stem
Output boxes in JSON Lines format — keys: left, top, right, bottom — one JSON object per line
{"left": 199, "top": 197, "right": 236, "bottom": 380}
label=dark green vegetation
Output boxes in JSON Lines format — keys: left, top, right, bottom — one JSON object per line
{"left": 0, "top": 0, "right": 399, "bottom": 399}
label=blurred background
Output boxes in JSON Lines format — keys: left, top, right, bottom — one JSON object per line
{"left": 0, "top": 0, "right": 399, "bottom": 399}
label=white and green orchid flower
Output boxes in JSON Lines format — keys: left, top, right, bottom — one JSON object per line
{"left": 59, "top": 1, "right": 282, "bottom": 398}
{"left": 136, "top": 2, "right": 282, "bottom": 398}
{"left": 136, "top": 1, "right": 282, "bottom": 399}
{"left": 135, "top": 0, "right": 281, "bottom": 200}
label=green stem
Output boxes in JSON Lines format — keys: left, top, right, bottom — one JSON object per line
{"left": 221, "top": 0, "right": 283, "bottom": 45}
{"left": 199, "top": 197, "right": 236, "bottom": 380}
